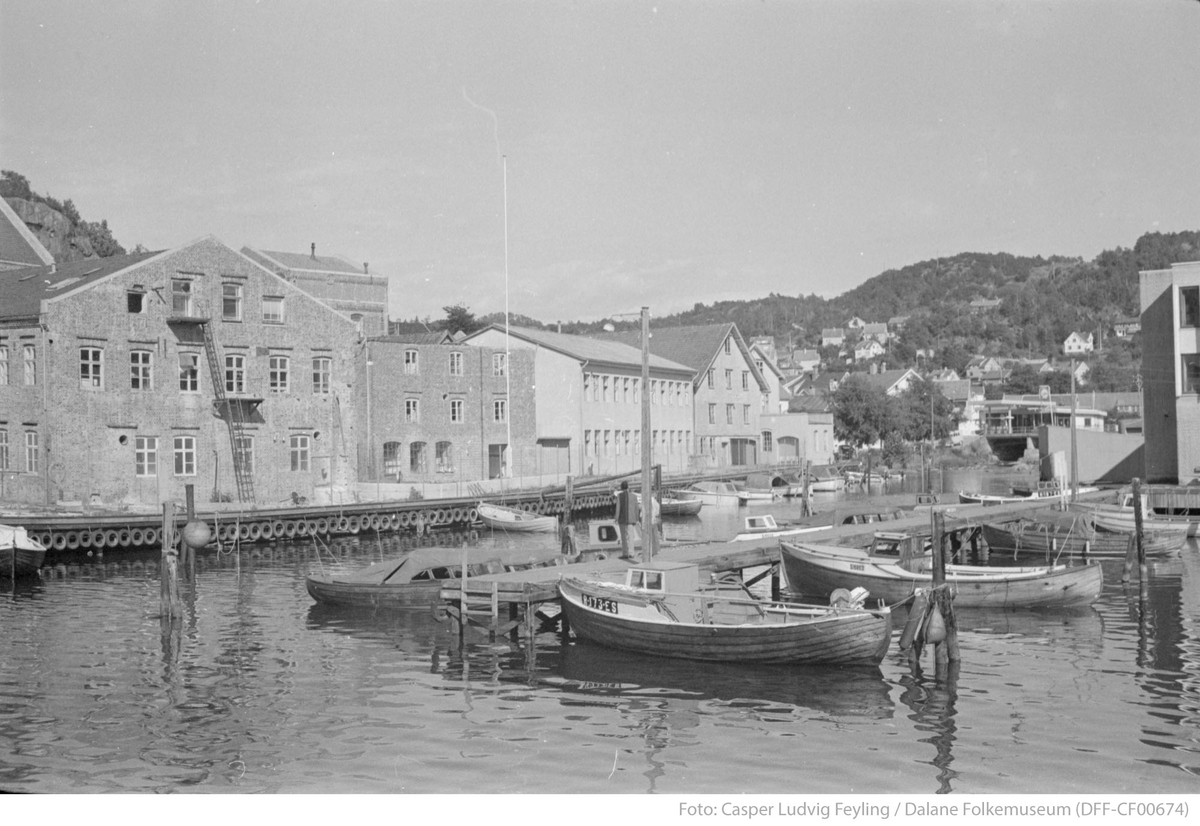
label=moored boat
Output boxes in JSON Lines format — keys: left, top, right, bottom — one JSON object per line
{"left": 806, "top": 465, "right": 846, "bottom": 492}
{"left": 477, "top": 502, "right": 558, "bottom": 533}
{"left": 675, "top": 480, "right": 744, "bottom": 505}
{"left": 1, "top": 524, "right": 46, "bottom": 578}
{"left": 731, "top": 514, "right": 824, "bottom": 542}
{"left": 780, "top": 532, "right": 1103, "bottom": 609}
{"left": 981, "top": 512, "right": 1186, "bottom": 560}
{"left": 959, "top": 483, "right": 1098, "bottom": 506}
{"left": 1069, "top": 489, "right": 1200, "bottom": 537}
{"left": 557, "top": 561, "right": 893, "bottom": 665}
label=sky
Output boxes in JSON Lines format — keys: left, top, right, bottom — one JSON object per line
{"left": 3, "top": 1, "right": 1200, "bottom": 327}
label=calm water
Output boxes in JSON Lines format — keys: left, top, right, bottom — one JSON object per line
{"left": 3, "top": 468, "right": 1200, "bottom": 795}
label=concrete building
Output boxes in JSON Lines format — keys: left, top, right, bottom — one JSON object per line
{"left": 462, "top": 325, "right": 696, "bottom": 476}
{"left": 0, "top": 236, "right": 360, "bottom": 507}
{"left": 1140, "top": 260, "right": 1200, "bottom": 483}
{"left": 242, "top": 245, "right": 389, "bottom": 337}
{"left": 358, "top": 337, "right": 536, "bottom": 482}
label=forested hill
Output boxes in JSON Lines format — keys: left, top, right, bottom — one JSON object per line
{"left": 562, "top": 230, "right": 1200, "bottom": 364}
{"left": 1, "top": 170, "right": 130, "bottom": 261}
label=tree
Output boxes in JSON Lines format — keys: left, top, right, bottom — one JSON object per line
{"left": 831, "top": 375, "right": 894, "bottom": 448}
{"left": 442, "top": 304, "right": 481, "bottom": 336}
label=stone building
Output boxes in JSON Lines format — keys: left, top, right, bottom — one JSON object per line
{"left": 0, "top": 236, "right": 360, "bottom": 507}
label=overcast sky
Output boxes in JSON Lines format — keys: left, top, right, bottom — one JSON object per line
{"left": 3, "top": 1, "right": 1199, "bottom": 325}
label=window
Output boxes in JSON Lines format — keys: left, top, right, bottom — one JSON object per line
{"left": 623, "top": 378, "right": 630, "bottom": 403}
{"left": 725, "top": 369, "right": 732, "bottom": 389}
{"left": 290, "top": 434, "right": 310, "bottom": 471}
{"left": 1182, "top": 286, "right": 1200, "bottom": 328}
{"left": 493, "top": 399, "right": 506, "bottom": 422}
{"left": 127, "top": 290, "right": 145, "bottom": 313}
{"left": 25, "top": 431, "right": 38, "bottom": 473}
{"left": 0, "top": 346, "right": 7, "bottom": 385}
{"left": 436, "top": 441, "right": 453, "bottom": 473}
{"left": 171, "top": 279, "right": 193, "bottom": 315}
{"left": 726, "top": 404, "right": 735, "bottom": 424}
{"left": 707, "top": 369, "right": 714, "bottom": 388}
{"left": 0, "top": 429, "right": 7, "bottom": 470}
{"left": 410, "top": 441, "right": 427, "bottom": 473}
{"left": 602, "top": 375, "right": 610, "bottom": 403}
{"left": 404, "top": 350, "right": 419, "bottom": 374}
{"left": 269, "top": 355, "right": 289, "bottom": 393}
{"left": 405, "top": 398, "right": 420, "bottom": 423}
{"left": 79, "top": 347, "right": 103, "bottom": 389}
{"left": 262, "top": 296, "right": 284, "bottom": 324}
{"left": 492, "top": 353, "right": 506, "bottom": 376}
{"left": 448, "top": 352, "right": 463, "bottom": 376}
{"left": 383, "top": 442, "right": 402, "bottom": 478}
{"left": 173, "top": 435, "right": 196, "bottom": 476}
{"left": 135, "top": 436, "right": 158, "bottom": 477}
{"left": 225, "top": 354, "right": 246, "bottom": 393}
{"left": 179, "top": 353, "right": 199, "bottom": 392}
{"left": 130, "top": 351, "right": 152, "bottom": 391}
{"left": 234, "top": 435, "right": 254, "bottom": 476}
{"left": 724, "top": 337, "right": 731, "bottom": 355}
{"left": 312, "top": 357, "right": 331, "bottom": 394}
{"left": 742, "top": 371, "right": 749, "bottom": 390}
{"left": 222, "top": 283, "right": 243, "bottom": 321}
{"left": 708, "top": 403, "right": 717, "bottom": 424}
{"left": 1183, "top": 354, "right": 1200, "bottom": 393}
{"left": 743, "top": 404, "right": 751, "bottom": 424}
{"left": 450, "top": 399, "right": 464, "bottom": 422}
{"left": 23, "top": 345, "right": 35, "bottom": 385}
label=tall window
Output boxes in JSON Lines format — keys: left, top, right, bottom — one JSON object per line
{"left": 289, "top": 434, "right": 310, "bottom": 471}
{"left": 130, "top": 351, "right": 153, "bottom": 391}
{"left": 1183, "top": 354, "right": 1200, "bottom": 393}
{"left": 450, "top": 399, "right": 464, "bottom": 422}
{"left": 1182, "top": 286, "right": 1200, "bottom": 328}
{"left": 268, "top": 355, "right": 289, "bottom": 393}
{"left": 707, "top": 369, "right": 714, "bottom": 388}
{"left": 742, "top": 371, "right": 749, "bottom": 390}
{"left": 726, "top": 404, "right": 735, "bottom": 424}
{"left": 404, "top": 350, "right": 419, "bottom": 374}
{"left": 25, "top": 431, "right": 38, "bottom": 473}
{"left": 436, "top": 441, "right": 453, "bottom": 473}
{"left": 173, "top": 435, "right": 196, "bottom": 476}
{"left": 171, "top": 279, "right": 192, "bottom": 315}
{"left": 262, "top": 296, "right": 284, "bottom": 324}
{"left": 410, "top": 441, "right": 427, "bottom": 473}
{"left": 493, "top": 399, "right": 506, "bottom": 422}
{"left": 492, "top": 353, "right": 506, "bottom": 376}
{"left": 312, "top": 357, "right": 331, "bottom": 394}
{"left": 23, "top": 345, "right": 35, "bottom": 385}
{"left": 382, "top": 442, "right": 402, "bottom": 478}
{"left": 724, "top": 337, "right": 732, "bottom": 355}
{"left": 225, "top": 354, "right": 246, "bottom": 393}
{"left": 222, "top": 283, "right": 243, "bottom": 321}
{"left": 725, "top": 369, "right": 732, "bottom": 389}
{"left": 135, "top": 436, "right": 158, "bottom": 477}
{"left": 80, "top": 347, "right": 103, "bottom": 389}
{"left": 708, "top": 403, "right": 716, "bottom": 424}
{"left": 0, "top": 346, "right": 7, "bottom": 385}
{"left": 234, "top": 435, "right": 254, "bottom": 475}
{"left": 0, "top": 429, "right": 8, "bottom": 470}
{"left": 448, "top": 352, "right": 463, "bottom": 376}
{"left": 743, "top": 404, "right": 751, "bottom": 424}
{"left": 405, "top": 398, "right": 420, "bottom": 423}
{"left": 179, "top": 353, "right": 199, "bottom": 392}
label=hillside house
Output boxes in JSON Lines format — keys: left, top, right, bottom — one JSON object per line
{"left": 969, "top": 298, "right": 1002, "bottom": 315}
{"left": 1113, "top": 317, "right": 1141, "bottom": 338}
{"left": 821, "top": 328, "right": 845, "bottom": 348}
{"left": 1063, "top": 331, "right": 1095, "bottom": 355}
{"left": 854, "top": 339, "right": 886, "bottom": 362}
{"left": 862, "top": 322, "right": 889, "bottom": 344}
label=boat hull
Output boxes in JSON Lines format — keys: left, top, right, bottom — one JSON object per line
{"left": 305, "top": 575, "right": 442, "bottom": 608}
{"left": 0, "top": 545, "right": 45, "bottom": 578}
{"left": 558, "top": 578, "right": 892, "bottom": 665}
{"left": 981, "top": 520, "right": 1186, "bottom": 559}
{"left": 660, "top": 498, "right": 703, "bottom": 517}
{"left": 1070, "top": 504, "right": 1197, "bottom": 537}
{"left": 780, "top": 541, "right": 1103, "bottom": 609}
{"left": 477, "top": 503, "right": 558, "bottom": 533}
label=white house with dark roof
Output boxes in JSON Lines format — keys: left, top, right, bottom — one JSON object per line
{"left": 1063, "top": 331, "right": 1095, "bottom": 355}
{"left": 242, "top": 245, "right": 389, "bottom": 336}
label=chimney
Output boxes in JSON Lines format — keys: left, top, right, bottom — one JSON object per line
{"left": 363, "top": 262, "right": 369, "bottom": 274}
{"left": 311, "top": 243, "right": 316, "bottom": 259}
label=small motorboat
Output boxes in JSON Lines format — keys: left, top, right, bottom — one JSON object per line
{"left": 1, "top": 524, "right": 46, "bottom": 578}
{"left": 476, "top": 502, "right": 558, "bottom": 533}
{"left": 557, "top": 561, "right": 893, "bottom": 665}
{"left": 731, "top": 514, "right": 824, "bottom": 542}
{"left": 806, "top": 465, "right": 846, "bottom": 492}
{"left": 675, "top": 481, "right": 744, "bottom": 505}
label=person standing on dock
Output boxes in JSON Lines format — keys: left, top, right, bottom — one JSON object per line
{"left": 615, "top": 481, "right": 639, "bottom": 560}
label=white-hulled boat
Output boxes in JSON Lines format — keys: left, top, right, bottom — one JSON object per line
{"left": 676, "top": 480, "right": 744, "bottom": 505}
{"left": 731, "top": 514, "right": 824, "bottom": 542}
{"left": 807, "top": 465, "right": 846, "bottom": 492}
{"left": 558, "top": 561, "right": 893, "bottom": 665}
{"left": 477, "top": 502, "right": 558, "bottom": 533}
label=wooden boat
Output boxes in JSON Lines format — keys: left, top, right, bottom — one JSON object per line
{"left": 635, "top": 491, "right": 703, "bottom": 517}
{"left": 959, "top": 483, "right": 1098, "bottom": 506}
{"left": 981, "top": 512, "right": 1187, "bottom": 560}
{"left": 476, "top": 502, "right": 558, "bottom": 533}
{"left": 731, "top": 514, "right": 824, "bottom": 542}
{"left": 807, "top": 465, "right": 846, "bottom": 492}
{"left": 739, "top": 472, "right": 791, "bottom": 499}
{"left": 1069, "top": 490, "right": 1199, "bottom": 537}
{"left": 780, "top": 532, "right": 1103, "bottom": 609}
{"left": 675, "top": 480, "right": 745, "bottom": 505}
{"left": 557, "top": 560, "right": 893, "bottom": 665}
{"left": 306, "top": 543, "right": 569, "bottom": 608}
{"left": 734, "top": 485, "right": 779, "bottom": 502}
{"left": 1, "top": 524, "right": 46, "bottom": 578}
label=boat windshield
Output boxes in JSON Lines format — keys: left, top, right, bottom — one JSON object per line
{"left": 628, "top": 569, "right": 665, "bottom": 591}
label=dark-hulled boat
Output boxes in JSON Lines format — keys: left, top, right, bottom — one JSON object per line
{"left": 1, "top": 524, "right": 46, "bottom": 578}
{"left": 981, "top": 512, "right": 1187, "bottom": 560}
{"left": 780, "top": 531, "right": 1103, "bottom": 609}
{"left": 557, "top": 561, "right": 893, "bottom": 665}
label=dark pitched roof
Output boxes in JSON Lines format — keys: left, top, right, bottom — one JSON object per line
{"left": 590, "top": 323, "right": 767, "bottom": 389}
{"left": 372, "top": 331, "right": 453, "bottom": 345}
{"left": 0, "top": 250, "right": 162, "bottom": 320}
{"left": 0, "top": 198, "right": 55, "bottom": 269}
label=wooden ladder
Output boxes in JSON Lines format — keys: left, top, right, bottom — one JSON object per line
{"left": 197, "top": 321, "right": 255, "bottom": 503}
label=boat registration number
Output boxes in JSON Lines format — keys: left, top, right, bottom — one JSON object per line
{"left": 582, "top": 593, "right": 619, "bottom": 614}
{"left": 850, "top": 563, "right": 865, "bottom": 572}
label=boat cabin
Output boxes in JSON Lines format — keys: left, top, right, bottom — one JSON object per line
{"left": 625, "top": 561, "right": 702, "bottom": 593}
{"left": 743, "top": 515, "right": 780, "bottom": 532}
{"left": 866, "top": 532, "right": 926, "bottom": 562}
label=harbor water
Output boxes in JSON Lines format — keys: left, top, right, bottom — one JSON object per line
{"left": 2, "top": 467, "right": 1199, "bottom": 795}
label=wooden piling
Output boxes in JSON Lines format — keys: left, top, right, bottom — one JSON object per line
{"left": 160, "top": 502, "right": 181, "bottom": 619}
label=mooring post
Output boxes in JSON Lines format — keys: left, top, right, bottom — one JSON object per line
{"left": 801, "top": 460, "right": 811, "bottom": 517}
{"left": 1132, "top": 477, "right": 1148, "bottom": 605}
{"left": 160, "top": 501, "right": 181, "bottom": 620}
{"left": 931, "top": 512, "right": 958, "bottom": 665}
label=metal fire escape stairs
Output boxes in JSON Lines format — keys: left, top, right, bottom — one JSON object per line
{"left": 168, "top": 313, "right": 257, "bottom": 503}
